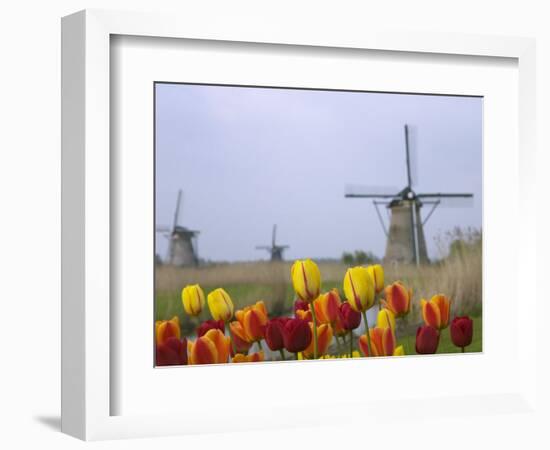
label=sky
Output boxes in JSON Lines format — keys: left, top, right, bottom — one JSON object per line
{"left": 155, "top": 83, "right": 482, "bottom": 262}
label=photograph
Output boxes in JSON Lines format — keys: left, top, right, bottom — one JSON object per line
{"left": 154, "top": 82, "right": 482, "bottom": 366}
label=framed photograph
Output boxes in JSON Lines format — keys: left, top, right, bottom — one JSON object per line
{"left": 61, "top": 9, "right": 538, "bottom": 441}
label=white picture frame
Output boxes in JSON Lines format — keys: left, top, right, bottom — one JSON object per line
{"left": 61, "top": 9, "right": 538, "bottom": 441}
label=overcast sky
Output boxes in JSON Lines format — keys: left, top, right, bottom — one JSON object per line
{"left": 155, "top": 83, "right": 482, "bottom": 262}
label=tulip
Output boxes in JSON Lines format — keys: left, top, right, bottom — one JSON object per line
{"left": 197, "top": 319, "right": 225, "bottom": 337}
{"left": 450, "top": 316, "right": 473, "bottom": 351}
{"left": 367, "top": 264, "right": 385, "bottom": 295}
{"left": 303, "top": 323, "right": 333, "bottom": 358}
{"left": 359, "top": 327, "right": 396, "bottom": 357}
{"left": 232, "top": 352, "right": 265, "bottom": 363}
{"left": 343, "top": 266, "right": 375, "bottom": 313}
{"left": 338, "top": 302, "right": 361, "bottom": 331}
{"left": 229, "top": 321, "right": 253, "bottom": 354}
{"left": 415, "top": 325, "right": 440, "bottom": 354}
{"left": 207, "top": 288, "right": 234, "bottom": 322}
{"left": 181, "top": 284, "right": 205, "bottom": 316}
{"left": 382, "top": 282, "right": 412, "bottom": 318}
{"left": 421, "top": 294, "right": 451, "bottom": 330}
{"left": 290, "top": 259, "right": 321, "bottom": 303}
{"left": 393, "top": 345, "right": 405, "bottom": 356}
{"left": 376, "top": 308, "right": 396, "bottom": 331}
{"left": 265, "top": 317, "right": 290, "bottom": 354}
{"left": 235, "top": 301, "right": 269, "bottom": 342}
{"left": 155, "top": 316, "right": 180, "bottom": 346}
{"left": 188, "top": 328, "right": 230, "bottom": 364}
{"left": 295, "top": 308, "right": 312, "bottom": 322}
{"left": 291, "top": 259, "right": 322, "bottom": 358}
{"left": 156, "top": 336, "right": 188, "bottom": 366}
{"left": 314, "top": 289, "right": 342, "bottom": 325}
{"left": 294, "top": 298, "right": 309, "bottom": 314}
{"left": 282, "top": 318, "right": 312, "bottom": 355}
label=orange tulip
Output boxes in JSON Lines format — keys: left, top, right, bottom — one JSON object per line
{"left": 229, "top": 321, "right": 253, "bottom": 353}
{"left": 232, "top": 351, "right": 265, "bottom": 363}
{"left": 421, "top": 294, "right": 451, "bottom": 330}
{"left": 235, "top": 301, "right": 269, "bottom": 342}
{"left": 314, "top": 289, "right": 342, "bottom": 325}
{"left": 188, "top": 328, "right": 230, "bottom": 364}
{"left": 382, "top": 282, "right": 412, "bottom": 318}
{"left": 155, "top": 316, "right": 180, "bottom": 346}
{"left": 295, "top": 308, "right": 312, "bottom": 322}
{"left": 303, "top": 323, "right": 333, "bottom": 358}
{"left": 359, "top": 327, "right": 396, "bottom": 357}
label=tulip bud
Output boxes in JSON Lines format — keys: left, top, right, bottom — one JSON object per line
{"left": 343, "top": 266, "right": 375, "bottom": 312}
{"left": 382, "top": 281, "right": 412, "bottom": 318}
{"left": 376, "top": 308, "right": 396, "bottom": 331}
{"left": 339, "top": 302, "right": 361, "bottom": 331}
{"left": 232, "top": 352, "right": 265, "bottom": 363}
{"left": 155, "top": 316, "right": 181, "bottom": 346}
{"left": 314, "top": 289, "right": 342, "bottom": 325}
{"left": 265, "top": 317, "right": 290, "bottom": 351}
{"left": 197, "top": 319, "right": 225, "bottom": 337}
{"left": 181, "top": 284, "right": 205, "bottom": 316}
{"left": 229, "top": 321, "right": 253, "bottom": 354}
{"left": 393, "top": 345, "right": 405, "bottom": 356}
{"left": 366, "top": 326, "right": 396, "bottom": 357}
{"left": 367, "top": 264, "right": 384, "bottom": 294}
{"left": 291, "top": 259, "right": 321, "bottom": 303}
{"left": 156, "top": 336, "right": 188, "bottom": 366}
{"left": 450, "top": 316, "right": 473, "bottom": 350}
{"left": 235, "top": 301, "right": 268, "bottom": 342}
{"left": 303, "top": 323, "right": 333, "bottom": 358}
{"left": 207, "top": 288, "right": 234, "bottom": 322}
{"left": 282, "top": 318, "right": 312, "bottom": 353}
{"left": 415, "top": 325, "right": 440, "bottom": 354}
{"left": 421, "top": 294, "right": 451, "bottom": 330}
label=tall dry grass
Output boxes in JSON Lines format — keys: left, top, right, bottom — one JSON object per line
{"left": 156, "top": 234, "right": 481, "bottom": 335}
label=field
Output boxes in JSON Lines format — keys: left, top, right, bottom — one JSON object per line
{"left": 156, "top": 237, "right": 482, "bottom": 352}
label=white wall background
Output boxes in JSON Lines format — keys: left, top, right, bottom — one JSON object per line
{"left": 0, "top": 1, "right": 548, "bottom": 449}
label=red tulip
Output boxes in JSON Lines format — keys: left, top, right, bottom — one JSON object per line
{"left": 156, "top": 336, "right": 188, "bottom": 366}
{"left": 415, "top": 325, "right": 440, "bottom": 354}
{"left": 294, "top": 299, "right": 309, "bottom": 314}
{"left": 282, "top": 318, "right": 312, "bottom": 353}
{"left": 450, "top": 316, "right": 473, "bottom": 350}
{"left": 197, "top": 319, "right": 225, "bottom": 337}
{"left": 265, "top": 317, "right": 290, "bottom": 351}
{"left": 339, "top": 302, "right": 361, "bottom": 331}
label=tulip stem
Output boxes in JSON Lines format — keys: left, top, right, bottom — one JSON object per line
{"left": 361, "top": 311, "right": 372, "bottom": 356}
{"left": 461, "top": 347, "right": 465, "bottom": 353}
{"left": 279, "top": 349, "right": 286, "bottom": 361}
{"left": 310, "top": 304, "right": 319, "bottom": 359}
{"left": 349, "top": 330, "right": 353, "bottom": 357}
{"left": 257, "top": 340, "right": 264, "bottom": 353}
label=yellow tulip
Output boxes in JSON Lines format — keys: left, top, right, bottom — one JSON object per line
{"left": 393, "top": 345, "right": 405, "bottom": 356}
{"left": 207, "top": 288, "right": 234, "bottom": 322}
{"left": 155, "top": 316, "right": 180, "bottom": 346}
{"left": 367, "top": 264, "right": 384, "bottom": 294}
{"left": 377, "top": 308, "right": 396, "bottom": 331}
{"left": 181, "top": 284, "right": 205, "bottom": 316}
{"left": 343, "top": 266, "right": 375, "bottom": 312}
{"left": 291, "top": 259, "right": 321, "bottom": 303}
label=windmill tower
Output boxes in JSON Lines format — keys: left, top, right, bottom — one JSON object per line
{"left": 156, "top": 190, "right": 200, "bottom": 267}
{"left": 345, "top": 125, "right": 474, "bottom": 266}
{"left": 255, "top": 225, "right": 289, "bottom": 261}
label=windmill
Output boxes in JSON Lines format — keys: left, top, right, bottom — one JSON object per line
{"left": 345, "top": 124, "right": 474, "bottom": 266}
{"left": 156, "top": 190, "right": 200, "bottom": 267}
{"left": 255, "top": 224, "right": 289, "bottom": 261}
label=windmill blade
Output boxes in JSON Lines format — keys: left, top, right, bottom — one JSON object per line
{"left": 404, "top": 124, "right": 419, "bottom": 188}
{"left": 418, "top": 193, "right": 474, "bottom": 208}
{"left": 272, "top": 224, "right": 277, "bottom": 247}
{"left": 345, "top": 184, "right": 400, "bottom": 198}
{"left": 409, "top": 200, "right": 419, "bottom": 266}
{"left": 172, "top": 190, "right": 183, "bottom": 230}
{"left": 256, "top": 246, "right": 271, "bottom": 250}
{"left": 155, "top": 225, "right": 171, "bottom": 233}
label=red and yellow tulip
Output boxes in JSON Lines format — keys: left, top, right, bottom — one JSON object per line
{"left": 313, "top": 289, "right": 342, "bottom": 325}
{"left": 188, "top": 328, "right": 230, "bottom": 364}
{"left": 376, "top": 308, "right": 396, "bottom": 331}
{"left": 232, "top": 352, "right": 265, "bottom": 363}
{"left": 291, "top": 259, "right": 321, "bottom": 303}
{"left": 382, "top": 281, "right": 412, "bottom": 317}
{"left": 181, "top": 284, "right": 205, "bottom": 316}
{"left": 359, "top": 326, "right": 396, "bottom": 357}
{"left": 421, "top": 294, "right": 451, "bottom": 330}
{"left": 235, "top": 300, "right": 268, "bottom": 342}
{"left": 228, "top": 321, "right": 253, "bottom": 354}
{"left": 155, "top": 316, "right": 181, "bottom": 346}
{"left": 367, "top": 264, "right": 385, "bottom": 295}
{"left": 303, "top": 323, "right": 333, "bottom": 358}
{"left": 343, "top": 266, "right": 375, "bottom": 313}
